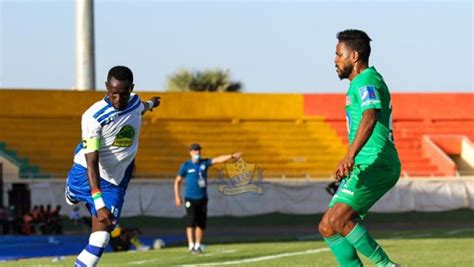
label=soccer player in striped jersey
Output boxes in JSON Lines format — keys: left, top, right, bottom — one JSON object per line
{"left": 65, "top": 66, "right": 160, "bottom": 267}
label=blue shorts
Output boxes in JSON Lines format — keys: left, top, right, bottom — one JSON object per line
{"left": 65, "top": 161, "right": 134, "bottom": 222}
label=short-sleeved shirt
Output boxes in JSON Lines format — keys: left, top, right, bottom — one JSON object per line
{"left": 73, "top": 93, "right": 145, "bottom": 185}
{"left": 345, "top": 67, "right": 400, "bottom": 166}
{"left": 178, "top": 159, "right": 213, "bottom": 200}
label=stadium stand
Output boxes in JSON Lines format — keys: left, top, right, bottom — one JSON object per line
{"left": 0, "top": 90, "right": 346, "bottom": 179}
{"left": 0, "top": 116, "right": 79, "bottom": 177}
{"left": 137, "top": 118, "right": 345, "bottom": 178}
{"left": 1, "top": 90, "right": 472, "bottom": 178}
{"left": 304, "top": 93, "right": 474, "bottom": 177}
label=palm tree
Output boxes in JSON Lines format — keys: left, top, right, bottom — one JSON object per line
{"left": 167, "top": 69, "right": 242, "bottom": 92}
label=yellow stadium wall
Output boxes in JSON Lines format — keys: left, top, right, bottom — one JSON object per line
{"left": 1, "top": 89, "right": 347, "bottom": 178}
{"left": 0, "top": 90, "right": 304, "bottom": 119}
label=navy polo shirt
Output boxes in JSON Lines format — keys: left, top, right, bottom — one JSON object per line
{"left": 178, "top": 158, "right": 212, "bottom": 200}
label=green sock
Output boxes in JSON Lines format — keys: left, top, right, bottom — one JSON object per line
{"left": 324, "top": 234, "right": 362, "bottom": 267}
{"left": 345, "top": 223, "right": 393, "bottom": 267}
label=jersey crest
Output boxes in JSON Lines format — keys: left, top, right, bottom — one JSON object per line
{"left": 113, "top": 125, "right": 135, "bottom": 147}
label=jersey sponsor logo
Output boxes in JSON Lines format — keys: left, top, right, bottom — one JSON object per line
{"left": 341, "top": 188, "right": 354, "bottom": 196}
{"left": 113, "top": 125, "right": 135, "bottom": 147}
{"left": 188, "top": 169, "right": 196, "bottom": 173}
{"left": 359, "top": 85, "right": 377, "bottom": 101}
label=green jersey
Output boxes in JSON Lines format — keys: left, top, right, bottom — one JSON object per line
{"left": 345, "top": 66, "right": 400, "bottom": 166}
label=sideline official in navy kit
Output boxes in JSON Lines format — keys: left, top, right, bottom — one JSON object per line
{"left": 174, "top": 144, "right": 242, "bottom": 254}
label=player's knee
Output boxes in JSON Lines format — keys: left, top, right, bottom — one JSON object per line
{"left": 328, "top": 213, "right": 346, "bottom": 233}
{"left": 318, "top": 220, "right": 333, "bottom": 237}
{"left": 90, "top": 231, "right": 110, "bottom": 247}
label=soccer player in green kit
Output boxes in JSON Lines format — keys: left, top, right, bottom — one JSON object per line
{"left": 318, "top": 29, "right": 401, "bottom": 267}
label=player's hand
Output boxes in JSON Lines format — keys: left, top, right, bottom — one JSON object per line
{"left": 175, "top": 197, "right": 183, "bottom": 208}
{"left": 232, "top": 152, "right": 243, "bottom": 159}
{"left": 149, "top": 97, "right": 161, "bottom": 109}
{"left": 97, "top": 207, "right": 115, "bottom": 227}
{"left": 334, "top": 155, "right": 354, "bottom": 181}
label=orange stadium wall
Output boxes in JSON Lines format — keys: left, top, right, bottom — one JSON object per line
{"left": 303, "top": 93, "right": 474, "bottom": 120}
{"left": 303, "top": 93, "right": 474, "bottom": 176}
{"left": 0, "top": 90, "right": 304, "bottom": 119}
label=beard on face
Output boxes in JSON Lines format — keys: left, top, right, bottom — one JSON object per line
{"left": 337, "top": 64, "right": 353, "bottom": 80}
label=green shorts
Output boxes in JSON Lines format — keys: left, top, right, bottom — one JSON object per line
{"left": 329, "top": 164, "right": 400, "bottom": 219}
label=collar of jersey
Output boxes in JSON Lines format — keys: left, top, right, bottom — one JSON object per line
{"left": 103, "top": 94, "right": 137, "bottom": 111}
{"left": 96, "top": 95, "right": 140, "bottom": 125}
{"left": 350, "top": 66, "right": 376, "bottom": 86}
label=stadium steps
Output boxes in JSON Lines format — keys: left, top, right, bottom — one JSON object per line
{"left": 0, "top": 117, "right": 346, "bottom": 178}
{"left": 135, "top": 119, "right": 346, "bottom": 178}
{"left": 450, "top": 155, "right": 474, "bottom": 176}
{"left": 322, "top": 118, "right": 474, "bottom": 177}
{"left": 0, "top": 142, "right": 49, "bottom": 178}
{"left": 0, "top": 117, "right": 78, "bottom": 176}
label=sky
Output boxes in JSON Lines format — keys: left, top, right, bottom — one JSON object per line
{"left": 0, "top": 0, "right": 472, "bottom": 93}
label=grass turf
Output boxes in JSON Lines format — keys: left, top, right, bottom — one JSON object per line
{"left": 3, "top": 210, "right": 474, "bottom": 266}
{"left": 3, "top": 227, "right": 474, "bottom": 266}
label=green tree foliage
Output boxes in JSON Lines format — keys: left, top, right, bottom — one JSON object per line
{"left": 167, "top": 69, "right": 242, "bottom": 92}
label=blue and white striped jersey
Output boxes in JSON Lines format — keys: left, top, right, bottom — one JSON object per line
{"left": 73, "top": 93, "right": 145, "bottom": 185}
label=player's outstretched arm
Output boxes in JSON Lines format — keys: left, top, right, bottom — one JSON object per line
{"left": 335, "top": 109, "right": 377, "bottom": 180}
{"left": 211, "top": 152, "right": 243, "bottom": 164}
{"left": 174, "top": 175, "right": 183, "bottom": 208}
{"left": 141, "top": 96, "right": 161, "bottom": 115}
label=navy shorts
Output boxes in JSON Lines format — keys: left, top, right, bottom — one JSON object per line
{"left": 65, "top": 161, "right": 134, "bottom": 222}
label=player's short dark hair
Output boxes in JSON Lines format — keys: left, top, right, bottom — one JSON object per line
{"left": 337, "top": 29, "right": 372, "bottom": 63}
{"left": 107, "top": 66, "right": 134, "bottom": 83}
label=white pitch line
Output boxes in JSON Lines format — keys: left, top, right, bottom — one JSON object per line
{"left": 200, "top": 249, "right": 238, "bottom": 257}
{"left": 180, "top": 247, "right": 330, "bottom": 267}
{"left": 127, "top": 256, "right": 188, "bottom": 265}
{"left": 388, "top": 233, "right": 434, "bottom": 239}
{"left": 129, "top": 259, "right": 161, "bottom": 265}
{"left": 446, "top": 228, "right": 474, "bottom": 235}
{"left": 407, "top": 233, "right": 433, "bottom": 238}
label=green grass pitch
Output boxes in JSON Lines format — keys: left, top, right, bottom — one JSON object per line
{"left": 3, "top": 228, "right": 474, "bottom": 267}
